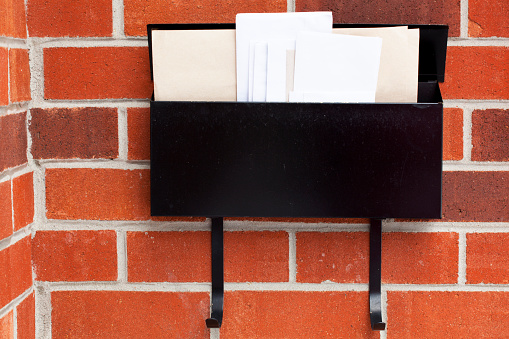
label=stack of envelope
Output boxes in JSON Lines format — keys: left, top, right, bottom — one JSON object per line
{"left": 151, "top": 12, "right": 420, "bottom": 103}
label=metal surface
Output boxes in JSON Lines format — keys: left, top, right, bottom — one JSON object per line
{"left": 151, "top": 98, "right": 442, "bottom": 219}
{"left": 369, "top": 219, "right": 386, "bottom": 330}
{"left": 206, "top": 217, "right": 224, "bottom": 328}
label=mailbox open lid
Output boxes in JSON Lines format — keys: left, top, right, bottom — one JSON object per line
{"left": 149, "top": 23, "right": 448, "bottom": 219}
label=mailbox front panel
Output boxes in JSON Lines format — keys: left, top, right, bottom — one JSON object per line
{"left": 151, "top": 101, "right": 442, "bottom": 219}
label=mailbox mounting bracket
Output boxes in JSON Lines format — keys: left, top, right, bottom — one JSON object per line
{"left": 205, "top": 217, "right": 387, "bottom": 330}
{"left": 206, "top": 217, "right": 224, "bottom": 328}
{"left": 369, "top": 218, "right": 386, "bottom": 330}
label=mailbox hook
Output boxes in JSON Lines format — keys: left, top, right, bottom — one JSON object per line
{"left": 206, "top": 217, "right": 224, "bottom": 328}
{"left": 369, "top": 218, "right": 386, "bottom": 330}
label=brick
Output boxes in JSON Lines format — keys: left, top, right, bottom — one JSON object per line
{"left": 27, "top": 0, "right": 112, "bottom": 37}
{"left": 12, "top": 172, "right": 34, "bottom": 231}
{"left": 0, "top": 237, "right": 32, "bottom": 309}
{"left": 30, "top": 107, "right": 118, "bottom": 160}
{"left": 0, "top": 311, "right": 13, "bottom": 339}
{"left": 46, "top": 168, "right": 150, "bottom": 220}
{"left": 443, "top": 171, "right": 508, "bottom": 221}
{"left": 17, "top": 293, "right": 35, "bottom": 339}
{"left": 443, "top": 108, "right": 463, "bottom": 161}
{"left": 127, "top": 231, "right": 210, "bottom": 282}
{"left": 124, "top": 0, "right": 286, "bottom": 36}
{"left": 44, "top": 47, "right": 152, "bottom": 100}
{"left": 467, "top": 233, "right": 509, "bottom": 284}
{"left": 382, "top": 232, "right": 458, "bottom": 284}
{"left": 52, "top": 291, "right": 209, "bottom": 338}
{"left": 33, "top": 230, "right": 117, "bottom": 282}
{"left": 127, "top": 107, "right": 149, "bottom": 160}
{"left": 297, "top": 232, "right": 458, "bottom": 284}
{"left": 0, "top": 0, "right": 27, "bottom": 38}
{"left": 468, "top": 0, "right": 509, "bottom": 37}
{"left": 222, "top": 291, "right": 378, "bottom": 338}
{"left": 0, "top": 48, "right": 8, "bottom": 106}
{"left": 388, "top": 291, "right": 509, "bottom": 338}
{"left": 226, "top": 217, "right": 369, "bottom": 224}
{"left": 0, "top": 112, "right": 27, "bottom": 172}
{"left": 297, "top": 232, "right": 369, "bottom": 283}
{"left": 0, "top": 180, "right": 12, "bottom": 240}
{"left": 471, "top": 109, "right": 509, "bottom": 162}
{"left": 225, "top": 231, "right": 288, "bottom": 282}
{"left": 296, "top": 0, "right": 460, "bottom": 36}
{"left": 8, "top": 49, "right": 30, "bottom": 103}
{"left": 442, "top": 46, "right": 509, "bottom": 100}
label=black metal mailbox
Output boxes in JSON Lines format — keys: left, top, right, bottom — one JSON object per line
{"left": 148, "top": 23, "right": 448, "bottom": 331}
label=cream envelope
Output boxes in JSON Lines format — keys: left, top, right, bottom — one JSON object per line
{"left": 333, "top": 26, "right": 420, "bottom": 102}
{"left": 151, "top": 29, "right": 236, "bottom": 101}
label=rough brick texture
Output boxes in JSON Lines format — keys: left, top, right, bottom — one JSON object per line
{"left": 17, "top": 293, "right": 35, "bottom": 339}
{"left": 469, "top": 0, "right": 509, "bottom": 37}
{"left": 442, "top": 46, "right": 509, "bottom": 100}
{"left": 0, "top": 311, "right": 13, "bottom": 338}
{"left": 443, "top": 108, "right": 463, "bottom": 161}
{"left": 296, "top": 0, "right": 460, "bottom": 36}
{"left": 0, "top": 236, "right": 32, "bottom": 309}
{"left": 471, "top": 109, "right": 509, "bottom": 162}
{"left": 0, "top": 0, "right": 27, "bottom": 38}
{"left": 51, "top": 291, "right": 210, "bottom": 338}
{"left": 442, "top": 171, "right": 508, "bottom": 221}
{"left": 30, "top": 107, "right": 119, "bottom": 160}
{"left": 12, "top": 172, "right": 34, "bottom": 231}
{"left": 124, "top": 0, "right": 286, "bottom": 36}
{"left": 44, "top": 47, "right": 152, "bottom": 100}
{"left": 467, "top": 233, "right": 509, "bottom": 284}
{"left": 297, "top": 232, "right": 458, "bottom": 284}
{"left": 382, "top": 232, "right": 458, "bottom": 284}
{"left": 9, "top": 49, "right": 31, "bottom": 103}
{"left": 222, "top": 291, "right": 377, "bottom": 339}
{"left": 297, "top": 232, "right": 369, "bottom": 283}
{"left": 46, "top": 168, "right": 150, "bottom": 220}
{"left": 0, "top": 180, "right": 12, "bottom": 240}
{"left": 27, "top": 0, "right": 112, "bottom": 37}
{"left": 0, "top": 112, "right": 27, "bottom": 172}
{"left": 127, "top": 231, "right": 210, "bottom": 282}
{"left": 127, "top": 107, "right": 150, "bottom": 160}
{"left": 0, "top": 48, "right": 8, "bottom": 106}
{"left": 227, "top": 217, "right": 369, "bottom": 224}
{"left": 33, "top": 230, "right": 117, "bottom": 282}
{"left": 224, "top": 231, "right": 289, "bottom": 282}
{"left": 388, "top": 291, "right": 509, "bottom": 338}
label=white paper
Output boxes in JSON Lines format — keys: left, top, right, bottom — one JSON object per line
{"left": 289, "top": 91, "right": 375, "bottom": 103}
{"left": 266, "top": 39, "right": 296, "bottom": 102}
{"left": 293, "top": 32, "right": 382, "bottom": 103}
{"left": 236, "top": 12, "right": 333, "bottom": 102}
{"left": 252, "top": 42, "right": 268, "bottom": 102}
{"left": 152, "top": 29, "right": 236, "bottom": 101}
{"left": 333, "top": 26, "right": 420, "bottom": 102}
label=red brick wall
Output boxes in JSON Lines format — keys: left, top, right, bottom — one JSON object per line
{"left": 0, "top": 1, "right": 35, "bottom": 337}
{"left": 2, "top": 0, "right": 509, "bottom": 337}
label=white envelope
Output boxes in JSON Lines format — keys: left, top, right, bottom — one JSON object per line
{"left": 289, "top": 91, "right": 375, "bottom": 103}
{"left": 236, "top": 12, "right": 333, "bottom": 102}
{"left": 293, "top": 31, "right": 383, "bottom": 103}
{"left": 266, "top": 39, "right": 296, "bottom": 102}
{"left": 333, "top": 26, "right": 420, "bottom": 102}
{"left": 252, "top": 42, "right": 268, "bottom": 102}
